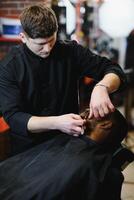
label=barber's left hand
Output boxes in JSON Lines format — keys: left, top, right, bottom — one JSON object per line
{"left": 89, "top": 85, "right": 115, "bottom": 119}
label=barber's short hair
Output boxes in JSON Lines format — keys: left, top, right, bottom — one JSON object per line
{"left": 20, "top": 4, "right": 58, "bottom": 38}
{"left": 80, "top": 108, "right": 128, "bottom": 146}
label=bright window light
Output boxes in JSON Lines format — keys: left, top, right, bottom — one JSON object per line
{"left": 62, "top": 0, "right": 76, "bottom": 35}
{"left": 99, "top": 0, "right": 134, "bottom": 37}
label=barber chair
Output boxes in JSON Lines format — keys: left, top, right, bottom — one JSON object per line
{"left": 112, "top": 143, "right": 134, "bottom": 171}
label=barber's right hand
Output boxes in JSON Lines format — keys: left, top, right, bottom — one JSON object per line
{"left": 55, "top": 114, "right": 85, "bottom": 137}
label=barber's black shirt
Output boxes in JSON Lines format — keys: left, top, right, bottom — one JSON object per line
{"left": 0, "top": 40, "right": 126, "bottom": 137}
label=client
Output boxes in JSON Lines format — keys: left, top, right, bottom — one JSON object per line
{"left": 0, "top": 109, "right": 127, "bottom": 200}
{"left": 80, "top": 108, "right": 127, "bottom": 148}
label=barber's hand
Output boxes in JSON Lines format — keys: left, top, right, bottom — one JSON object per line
{"left": 56, "top": 114, "right": 85, "bottom": 137}
{"left": 89, "top": 85, "right": 115, "bottom": 119}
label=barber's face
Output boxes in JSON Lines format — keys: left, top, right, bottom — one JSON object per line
{"left": 20, "top": 32, "right": 57, "bottom": 58}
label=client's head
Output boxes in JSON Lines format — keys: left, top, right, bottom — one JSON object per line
{"left": 80, "top": 108, "right": 128, "bottom": 146}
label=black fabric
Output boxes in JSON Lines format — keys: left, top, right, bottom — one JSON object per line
{"left": 0, "top": 134, "right": 113, "bottom": 200}
{"left": 97, "top": 167, "right": 124, "bottom": 200}
{"left": 0, "top": 40, "right": 126, "bottom": 138}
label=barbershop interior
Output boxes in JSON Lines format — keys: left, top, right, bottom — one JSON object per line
{"left": 0, "top": 0, "right": 134, "bottom": 199}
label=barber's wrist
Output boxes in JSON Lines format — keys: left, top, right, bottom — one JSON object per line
{"left": 94, "top": 83, "right": 110, "bottom": 93}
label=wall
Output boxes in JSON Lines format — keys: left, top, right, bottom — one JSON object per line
{"left": 0, "top": 0, "right": 52, "bottom": 16}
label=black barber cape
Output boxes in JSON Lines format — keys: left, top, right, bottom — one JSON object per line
{"left": 0, "top": 134, "right": 112, "bottom": 200}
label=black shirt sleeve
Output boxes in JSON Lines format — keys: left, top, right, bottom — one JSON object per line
{"left": 72, "top": 41, "right": 127, "bottom": 89}
{"left": 0, "top": 61, "right": 32, "bottom": 136}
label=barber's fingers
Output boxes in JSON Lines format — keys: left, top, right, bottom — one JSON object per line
{"left": 71, "top": 114, "right": 83, "bottom": 120}
{"left": 89, "top": 102, "right": 115, "bottom": 119}
{"left": 104, "top": 98, "right": 115, "bottom": 114}
{"left": 73, "top": 125, "right": 83, "bottom": 133}
{"left": 107, "top": 100, "right": 115, "bottom": 112}
{"left": 71, "top": 125, "right": 85, "bottom": 137}
{"left": 88, "top": 108, "right": 93, "bottom": 119}
{"left": 94, "top": 104, "right": 110, "bottom": 118}
{"left": 89, "top": 106, "right": 100, "bottom": 119}
{"left": 103, "top": 104, "right": 111, "bottom": 115}
{"left": 69, "top": 114, "right": 85, "bottom": 126}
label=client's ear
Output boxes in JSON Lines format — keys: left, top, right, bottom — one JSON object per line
{"left": 99, "top": 120, "right": 113, "bottom": 130}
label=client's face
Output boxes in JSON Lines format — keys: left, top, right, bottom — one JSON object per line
{"left": 80, "top": 109, "right": 113, "bottom": 143}
{"left": 80, "top": 108, "right": 127, "bottom": 146}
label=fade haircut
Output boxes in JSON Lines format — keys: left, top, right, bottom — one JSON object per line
{"left": 20, "top": 4, "right": 58, "bottom": 38}
{"left": 80, "top": 108, "right": 128, "bottom": 147}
